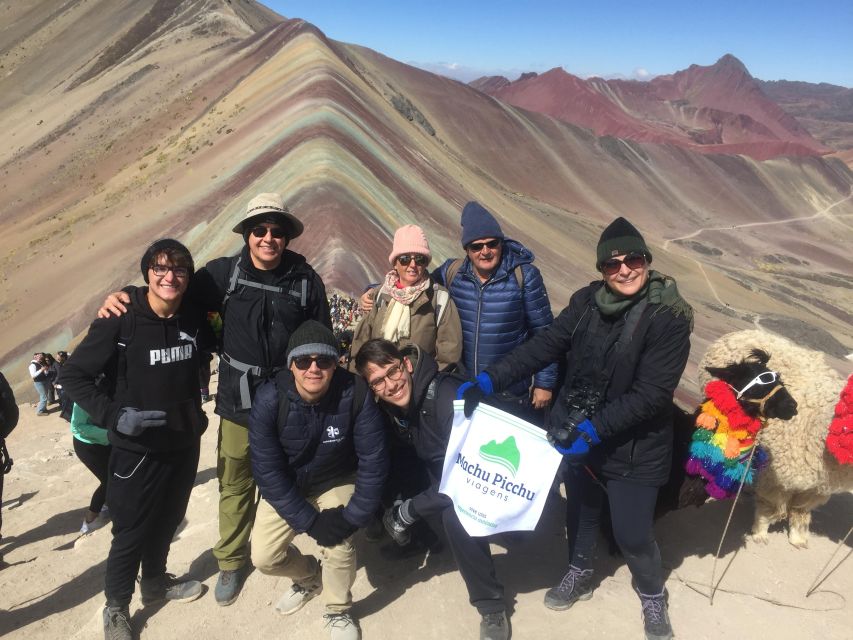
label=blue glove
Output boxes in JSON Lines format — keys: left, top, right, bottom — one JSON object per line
{"left": 551, "top": 419, "right": 601, "bottom": 461}
{"left": 456, "top": 372, "right": 494, "bottom": 417}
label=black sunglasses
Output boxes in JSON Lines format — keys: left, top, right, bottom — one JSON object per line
{"left": 601, "top": 252, "right": 646, "bottom": 276}
{"left": 397, "top": 254, "right": 429, "bottom": 267}
{"left": 467, "top": 239, "right": 501, "bottom": 252}
{"left": 292, "top": 355, "right": 337, "bottom": 370}
{"left": 250, "top": 226, "right": 287, "bottom": 239}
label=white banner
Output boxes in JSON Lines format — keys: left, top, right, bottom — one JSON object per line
{"left": 439, "top": 400, "right": 563, "bottom": 537}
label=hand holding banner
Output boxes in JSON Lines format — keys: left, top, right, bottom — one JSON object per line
{"left": 439, "top": 400, "right": 563, "bottom": 537}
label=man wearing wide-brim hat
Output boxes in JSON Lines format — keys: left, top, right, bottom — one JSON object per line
{"left": 99, "top": 191, "right": 332, "bottom": 606}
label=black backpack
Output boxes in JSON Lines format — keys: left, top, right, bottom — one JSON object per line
{"left": 0, "top": 371, "right": 19, "bottom": 439}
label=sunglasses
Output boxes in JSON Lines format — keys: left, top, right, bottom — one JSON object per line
{"left": 601, "top": 252, "right": 647, "bottom": 276}
{"left": 368, "top": 361, "right": 406, "bottom": 392}
{"left": 150, "top": 264, "right": 190, "bottom": 278}
{"left": 467, "top": 239, "right": 501, "bottom": 252}
{"left": 250, "top": 226, "right": 287, "bottom": 239}
{"left": 292, "top": 355, "right": 337, "bottom": 371}
{"left": 733, "top": 371, "right": 778, "bottom": 399}
{"left": 397, "top": 254, "right": 429, "bottom": 267}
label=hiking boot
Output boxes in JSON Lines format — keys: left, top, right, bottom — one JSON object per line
{"left": 543, "top": 565, "right": 594, "bottom": 610}
{"left": 102, "top": 603, "right": 132, "bottom": 640}
{"left": 214, "top": 568, "right": 244, "bottom": 606}
{"left": 479, "top": 611, "right": 509, "bottom": 640}
{"left": 275, "top": 562, "right": 322, "bottom": 615}
{"left": 323, "top": 612, "right": 361, "bottom": 640}
{"left": 139, "top": 573, "right": 203, "bottom": 605}
{"left": 636, "top": 587, "right": 673, "bottom": 640}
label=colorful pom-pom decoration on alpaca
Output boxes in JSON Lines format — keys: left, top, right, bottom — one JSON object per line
{"left": 826, "top": 374, "right": 853, "bottom": 466}
{"left": 685, "top": 380, "right": 768, "bottom": 499}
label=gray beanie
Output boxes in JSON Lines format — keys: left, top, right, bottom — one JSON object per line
{"left": 286, "top": 320, "right": 339, "bottom": 368}
{"left": 595, "top": 217, "right": 652, "bottom": 268}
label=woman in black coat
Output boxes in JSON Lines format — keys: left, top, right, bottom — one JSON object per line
{"left": 460, "top": 218, "right": 692, "bottom": 640}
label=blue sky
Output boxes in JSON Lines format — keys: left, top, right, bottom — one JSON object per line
{"left": 265, "top": 1, "right": 853, "bottom": 87}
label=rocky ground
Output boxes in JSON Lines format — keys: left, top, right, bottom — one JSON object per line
{"left": 1, "top": 379, "right": 851, "bottom": 639}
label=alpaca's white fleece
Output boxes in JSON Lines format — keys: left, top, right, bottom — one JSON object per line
{"left": 698, "top": 330, "right": 852, "bottom": 495}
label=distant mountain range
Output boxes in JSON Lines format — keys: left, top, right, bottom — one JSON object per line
{"left": 1, "top": 1, "right": 851, "bottom": 397}
{"left": 471, "top": 54, "right": 852, "bottom": 162}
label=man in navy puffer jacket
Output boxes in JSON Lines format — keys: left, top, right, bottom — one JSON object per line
{"left": 432, "top": 201, "right": 557, "bottom": 420}
{"left": 248, "top": 320, "right": 388, "bottom": 640}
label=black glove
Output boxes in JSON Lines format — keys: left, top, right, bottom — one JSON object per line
{"left": 382, "top": 499, "right": 419, "bottom": 546}
{"left": 1, "top": 441, "right": 12, "bottom": 475}
{"left": 115, "top": 408, "right": 168, "bottom": 436}
{"left": 307, "top": 506, "right": 357, "bottom": 547}
{"left": 456, "top": 372, "right": 494, "bottom": 418}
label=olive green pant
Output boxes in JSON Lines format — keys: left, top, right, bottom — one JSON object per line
{"left": 213, "top": 418, "right": 259, "bottom": 571}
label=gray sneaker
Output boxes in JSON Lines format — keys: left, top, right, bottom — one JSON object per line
{"left": 276, "top": 562, "right": 322, "bottom": 615}
{"left": 479, "top": 611, "right": 509, "bottom": 640}
{"left": 139, "top": 573, "right": 203, "bottom": 606}
{"left": 543, "top": 565, "right": 594, "bottom": 610}
{"left": 103, "top": 604, "right": 132, "bottom": 640}
{"left": 214, "top": 568, "right": 244, "bottom": 606}
{"left": 323, "top": 612, "right": 361, "bottom": 640}
{"left": 636, "top": 586, "right": 673, "bottom": 640}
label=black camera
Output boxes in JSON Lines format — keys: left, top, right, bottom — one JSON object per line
{"left": 548, "top": 386, "right": 603, "bottom": 448}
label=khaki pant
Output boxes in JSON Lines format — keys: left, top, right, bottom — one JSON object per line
{"left": 213, "top": 418, "right": 258, "bottom": 571}
{"left": 251, "top": 480, "right": 356, "bottom": 613}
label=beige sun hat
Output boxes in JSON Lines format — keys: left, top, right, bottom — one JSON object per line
{"left": 232, "top": 192, "right": 304, "bottom": 240}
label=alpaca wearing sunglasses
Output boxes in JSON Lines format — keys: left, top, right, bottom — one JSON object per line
{"left": 699, "top": 330, "right": 853, "bottom": 548}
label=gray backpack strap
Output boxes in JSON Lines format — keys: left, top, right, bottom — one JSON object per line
{"left": 444, "top": 258, "right": 465, "bottom": 287}
{"left": 223, "top": 256, "right": 243, "bottom": 308}
{"left": 220, "top": 353, "right": 264, "bottom": 410}
{"left": 514, "top": 264, "right": 524, "bottom": 289}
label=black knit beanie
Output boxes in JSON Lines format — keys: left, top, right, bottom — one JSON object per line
{"left": 140, "top": 238, "right": 194, "bottom": 283}
{"left": 596, "top": 217, "right": 652, "bottom": 268}
{"left": 287, "top": 320, "right": 339, "bottom": 368}
{"left": 460, "top": 201, "right": 505, "bottom": 247}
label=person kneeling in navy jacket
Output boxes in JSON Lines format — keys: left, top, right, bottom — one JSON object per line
{"left": 248, "top": 320, "right": 389, "bottom": 640}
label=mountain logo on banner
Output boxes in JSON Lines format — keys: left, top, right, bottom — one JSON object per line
{"left": 479, "top": 436, "right": 520, "bottom": 476}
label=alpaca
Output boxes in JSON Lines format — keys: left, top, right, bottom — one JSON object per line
{"left": 698, "top": 330, "right": 853, "bottom": 548}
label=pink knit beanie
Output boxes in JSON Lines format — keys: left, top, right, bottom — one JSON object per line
{"left": 388, "top": 224, "right": 431, "bottom": 265}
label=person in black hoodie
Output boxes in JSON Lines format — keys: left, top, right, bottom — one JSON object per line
{"left": 354, "top": 339, "right": 510, "bottom": 640}
{"left": 60, "top": 239, "right": 212, "bottom": 640}
{"left": 98, "top": 193, "right": 332, "bottom": 605}
{"left": 459, "top": 218, "right": 692, "bottom": 640}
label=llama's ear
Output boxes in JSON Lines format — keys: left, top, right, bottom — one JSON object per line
{"left": 747, "top": 349, "right": 770, "bottom": 365}
{"left": 705, "top": 365, "right": 730, "bottom": 381}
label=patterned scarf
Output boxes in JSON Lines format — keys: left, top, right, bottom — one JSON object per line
{"left": 379, "top": 270, "right": 431, "bottom": 343}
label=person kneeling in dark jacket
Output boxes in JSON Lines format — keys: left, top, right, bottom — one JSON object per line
{"left": 249, "top": 320, "right": 388, "bottom": 640}
{"left": 355, "top": 339, "right": 510, "bottom": 640}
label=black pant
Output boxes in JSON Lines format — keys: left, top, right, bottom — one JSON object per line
{"left": 105, "top": 444, "right": 200, "bottom": 605}
{"left": 564, "top": 464, "right": 663, "bottom": 594}
{"left": 73, "top": 438, "right": 111, "bottom": 513}
{"left": 442, "top": 507, "right": 504, "bottom": 615}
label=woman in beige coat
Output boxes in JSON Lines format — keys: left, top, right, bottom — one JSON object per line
{"left": 350, "top": 225, "right": 461, "bottom": 371}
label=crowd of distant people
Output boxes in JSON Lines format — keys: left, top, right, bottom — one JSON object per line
{"left": 2, "top": 191, "right": 691, "bottom": 640}
{"left": 27, "top": 351, "right": 69, "bottom": 416}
